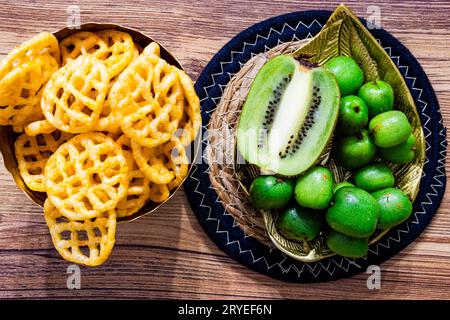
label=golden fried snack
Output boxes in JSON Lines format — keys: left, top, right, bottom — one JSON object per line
{"left": 41, "top": 55, "right": 109, "bottom": 133}
{"left": 12, "top": 125, "right": 24, "bottom": 133}
{"left": 44, "top": 199, "right": 116, "bottom": 267}
{"left": 133, "top": 43, "right": 142, "bottom": 59}
{"left": 0, "top": 32, "right": 59, "bottom": 80}
{"left": 60, "top": 30, "right": 135, "bottom": 78}
{"left": 15, "top": 131, "right": 72, "bottom": 192}
{"left": 131, "top": 137, "right": 188, "bottom": 185}
{"left": 24, "top": 119, "right": 56, "bottom": 136}
{"left": 97, "top": 99, "right": 121, "bottom": 133}
{"left": 175, "top": 69, "right": 202, "bottom": 146}
{"left": 109, "top": 133, "right": 150, "bottom": 218}
{"left": 109, "top": 42, "right": 184, "bottom": 147}
{"left": 0, "top": 54, "right": 59, "bottom": 125}
{"left": 96, "top": 30, "right": 135, "bottom": 78}
{"left": 148, "top": 183, "right": 170, "bottom": 203}
{"left": 44, "top": 132, "right": 129, "bottom": 220}
{"left": 60, "top": 31, "right": 108, "bottom": 65}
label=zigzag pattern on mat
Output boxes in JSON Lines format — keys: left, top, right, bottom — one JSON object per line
{"left": 191, "top": 19, "right": 446, "bottom": 278}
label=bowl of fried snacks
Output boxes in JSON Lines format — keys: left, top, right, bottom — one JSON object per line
{"left": 0, "top": 23, "right": 201, "bottom": 266}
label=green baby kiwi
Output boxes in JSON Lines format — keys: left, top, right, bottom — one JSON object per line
{"left": 358, "top": 80, "right": 394, "bottom": 118}
{"left": 294, "top": 166, "right": 334, "bottom": 210}
{"left": 276, "top": 205, "right": 322, "bottom": 241}
{"left": 369, "top": 110, "right": 412, "bottom": 148}
{"left": 326, "top": 186, "right": 380, "bottom": 238}
{"left": 325, "top": 56, "right": 364, "bottom": 96}
{"left": 372, "top": 187, "right": 413, "bottom": 230}
{"left": 237, "top": 55, "right": 340, "bottom": 176}
{"left": 353, "top": 163, "right": 395, "bottom": 192}
{"left": 249, "top": 175, "right": 294, "bottom": 209}
{"left": 326, "top": 230, "right": 369, "bottom": 258}
{"left": 337, "top": 95, "right": 369, "bottom": 136}
{"left": 379, "top": 134, "right": 416, "bottom": 164}
{"left": 334, "top": 129, "right": 377, "bottom": 169}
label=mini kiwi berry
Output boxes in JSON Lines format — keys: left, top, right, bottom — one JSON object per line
{"left": 237, "top": 55, "right": 340, "bottom": 176}
{"left": 369, "top": 110, "right": 412, "bottom": 148}
{"left": 372, "top": 187, "right": 413, "bottom": 230}
{"left": 379, "top": 134, "right": 416, "bottom": 164}
{"left": 334, "top": 129, "right": 377, "bottom": 169}
{"left": 326, "top": 186, "right": 380, "bottom": 238}
{"left": 353, "top": 163, "right": 395, "bottom": 193}
{"left": 337, "top": 95, "right": 369, "bottom": 136}
{"left": 249, "top": 175, "right": 294, "bottom": 209}
{"left": 294, "top": 166, "right": 334, "bottom": 210}
{"left": 358, "top": 80, "right": 394, "bottom": 118}
{"left": 326, "top": 230, "right": 369, "bottom": 258}
{"left": 325, "top": 56, "right": 364, "bottom": 96}
{"left": 276, "top": 204, "right": 322, "bottom": 241}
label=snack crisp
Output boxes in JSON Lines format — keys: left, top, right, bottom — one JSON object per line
{"left": 44, "top": 199, "right": 116, "bottom": 267}
{"left": 110, "top": 132, "right": 151, "bottom": 218}
{"left": 0, "top": 44, "right": 59, "bottom": 125}
{"left": 60, "top": 30, "right": 134, "bottom": 78}
{"left": 45, "top": 132, "right": 129, "bottom": 220}
{"left": 131, "top": 136, "right": 188, "bottom": 185}
{"left": 0, "top": 29, "right": 201, "bottom": 266}
{"left": 41, "top": 55, "right": 110, "bottom": 133}
{"left": 109, "top": 42, "right": 184, "bottom": 148}
{"left": 15, "top": 131, "right": 72, "bottom": 192}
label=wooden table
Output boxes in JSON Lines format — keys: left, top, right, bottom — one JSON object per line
{"left": 0, "top": 0, "right": 449, "bottom": 299}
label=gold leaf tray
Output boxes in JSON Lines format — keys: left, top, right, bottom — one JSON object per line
{"left": 208, "top": 4, "right": 425, "bottom": 262}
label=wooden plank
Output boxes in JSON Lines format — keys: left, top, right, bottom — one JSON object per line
{"left": 0, "top": 0, "right": 449, "bottom": 299}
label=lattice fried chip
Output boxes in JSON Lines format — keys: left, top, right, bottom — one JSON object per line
{"left": 60, "top": 31, "right": 109, "bottom": 65}
{"left": 12, "top": 125, "right": 24, "bottom": 133}
{"left": 24, "top": 119, "right": 56, "bottom": 136}
{"left": 109, "top": 42, "right": 184, "bottom": 148}
{"left": 60, "top": 30, "right": 135, "bottom": 78}
{"left": 147, "top": 182, "right": 170, "bottom": 203}
{"left": 109, "top": 133, "right": 150, "bottom": 218}
{"left": 44, "top": 199, "right": 116, "bottom": 267}
{"left": 96, "top": 30, "right": 135, "bottom": 78}
{"left": 0, "top": 32, "right": 60, "bottom": 80}
{"left": 97, "top": 99, "right": 121, "bottom": 133}
{"left": 15, "top": 130, "right": 72, "bottom": 192}
{"left": 0, "top": 54, "right": 59, "bottom": 125}
{"left": 44, "top": 132, "right": 129, "bottom": 220}
{"left": 175, "top": 69, "right": 202, "bottom": 146}
{"left": 131, "top": 137, "right": 188, "bottom": 185}
{"left": 41, "top": 55, "right": 109, "bottom": 133}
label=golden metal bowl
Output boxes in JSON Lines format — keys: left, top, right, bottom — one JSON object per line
{"left": 234, "top": 5, "right": 426, "bottom": 262}
{"left": 0, "top": 23, "right": 200, "bottom": 223}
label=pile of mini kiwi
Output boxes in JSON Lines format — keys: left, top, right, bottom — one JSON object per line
{"left": 238, "top": 55, "right": 416, "bottom": 258}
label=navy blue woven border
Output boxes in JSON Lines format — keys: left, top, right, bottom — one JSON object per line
{"left": 185, "top": 10, "right": 447, "bottom": 282}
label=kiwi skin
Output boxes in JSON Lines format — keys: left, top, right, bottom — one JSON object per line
{"left": 326, "top": 230, "right": 369, "bottom": 258}
{"left": 334, "top": 129, "right": 377, "bottom": 169}
{"left": 276, "top": 204, "right": 322, "bottom": 242}
{"left": 379, "top": 134, "right": 416, "bottom": 164}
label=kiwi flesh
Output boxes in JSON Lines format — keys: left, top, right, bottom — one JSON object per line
{"left": 237, "top": 55, "right": 340, "bottom": 176}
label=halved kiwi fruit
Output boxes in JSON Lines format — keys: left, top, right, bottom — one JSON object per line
{"left": 237, "top": 55, "right": 340, "bottom": 176}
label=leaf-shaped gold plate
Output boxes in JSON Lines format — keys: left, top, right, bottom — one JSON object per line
{"left": 235, "top": 4, "right": 425, "bottom": 262}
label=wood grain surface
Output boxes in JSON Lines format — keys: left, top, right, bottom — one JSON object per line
{"left": 0, "top": 0, "right": 449, "bottom": 299}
